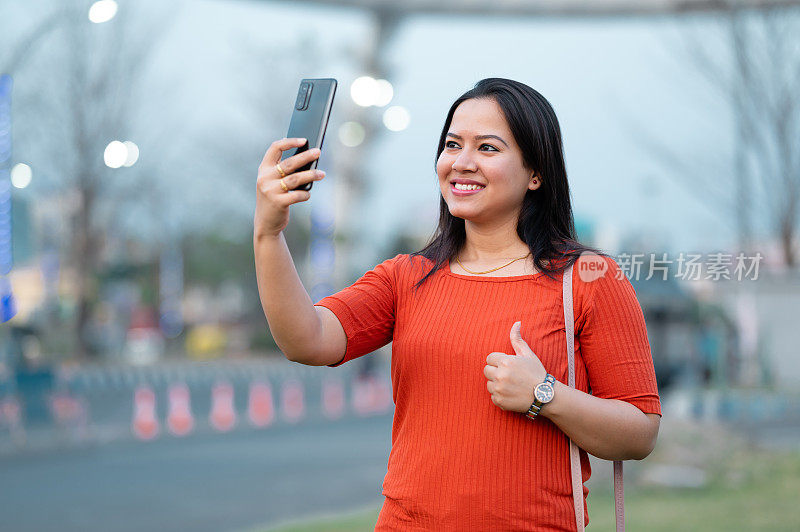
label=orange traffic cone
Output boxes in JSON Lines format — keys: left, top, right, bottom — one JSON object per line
{"left": 132, "top": 386, "right": 159, "bottom": 440}
{"left": 167, "top": 383, "right": 194, "bottom": 437}
{"left": 209, "top": 381, "right": 236, "bottom": 432}
{"left": 281, "top": 379, "right": 305, "bottom": 423}
{"left": 248, "top": 381, "right": 274, "bottom": 428}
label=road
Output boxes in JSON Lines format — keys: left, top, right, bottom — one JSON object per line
{"left": 0, "top": 413, "right": 392, "bottom": 532}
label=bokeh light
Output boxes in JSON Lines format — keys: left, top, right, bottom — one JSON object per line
{"left": 104, "top": 140, "right": 127, "bottom": 168}
{"left": 10, "top": 163, "right": 32, "bottom": 189}
{"left": 382, "top": 106, "right": 410, "bottom": 132}
{"left": 123, "top": 141, "right": 139, "bottom": 167}
{"left": 349, "top": 77, "right": 394, "bottom": 107}
{"left": 373, "top": 79, "right": 394, "bottom": 107}
{"left": 338, "top": 121, "right": 365, "bottom": 147}
{"left": 88, "top": 0, "right": 118, "bottom": 24}
{"left": 350, "top": 76, "right": 377, "bottom": 107}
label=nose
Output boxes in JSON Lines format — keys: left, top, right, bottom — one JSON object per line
{"left": 451, "top": 150, "right": 478, "bottom": 173}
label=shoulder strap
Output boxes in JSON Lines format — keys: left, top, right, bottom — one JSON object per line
{"left": 562, "top": 263, "right": 625, "bottom": 532}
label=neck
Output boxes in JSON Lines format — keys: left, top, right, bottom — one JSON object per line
{"left": 460, "top": 217, "right": 529, "bottom": 261}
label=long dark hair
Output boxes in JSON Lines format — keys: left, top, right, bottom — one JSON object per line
{"left": 410, "top": 78, "right": 607, "bottom": 290}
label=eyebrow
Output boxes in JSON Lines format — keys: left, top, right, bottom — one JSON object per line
{"left": 446, "top": 132, "right": 509, "bottom": 148}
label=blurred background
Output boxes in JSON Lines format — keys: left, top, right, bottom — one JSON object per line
{"left": 1, "top": 0, "right": 799, "bottom": 531}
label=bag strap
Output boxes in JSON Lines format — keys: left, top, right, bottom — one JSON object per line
{"left": 562, "top": 263, "right": 625, "bottom": 532}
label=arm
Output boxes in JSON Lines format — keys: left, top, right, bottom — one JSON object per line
{"left": 253, "top": 138, "right": 345, "bottom": 366}
{"left": 254, "top": 232, "right": 346, "bottom": 366}
{"left": 542, "top": 382, "right": 661, "bottom": 461}
{"left": 486, "top": 322, "right": 661, "bottom": 461}
{"left": 486, "top": 257, "right": 662, "bottom": 460}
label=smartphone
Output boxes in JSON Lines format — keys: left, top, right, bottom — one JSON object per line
{"left": 281, "top": 78, "right": 337, "bottom": 191}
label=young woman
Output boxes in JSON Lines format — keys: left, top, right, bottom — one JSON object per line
{"left": 254, "top": 78, "right": 661, "bottom": 531}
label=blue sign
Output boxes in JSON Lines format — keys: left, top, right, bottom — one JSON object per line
{"left": 0, "top": 74, "right": 16, "bottom": 322}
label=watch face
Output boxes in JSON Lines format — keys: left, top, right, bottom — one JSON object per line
{"left": 535, "top": 383, "right": 554, "bottom": 403}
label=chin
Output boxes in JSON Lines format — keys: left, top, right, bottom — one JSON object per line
{"left": 447, "top": 205, "right": 479, "bottom": 221}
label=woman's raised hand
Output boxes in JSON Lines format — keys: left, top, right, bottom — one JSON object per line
{"left": 484, "top": 321, "right": 548, "bottom": 413}
{"left": 254, "top": 137, "right": 326, "bottom": 239}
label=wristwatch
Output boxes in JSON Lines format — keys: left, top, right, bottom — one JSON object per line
{"left": 525, "top": 373, "right": 556, "bottom": 420}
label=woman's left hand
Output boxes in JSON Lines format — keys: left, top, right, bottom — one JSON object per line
{"left": 484, "top": 321, "right": 547, "bottom": 413}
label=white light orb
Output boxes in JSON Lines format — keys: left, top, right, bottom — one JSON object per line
{"left": 10, "top": 163, "right": 32, "bottom": 189}
{"left": 382, "top": 106, "right": 410, "bottom": 132}
{"left": 338, "top": 121, "right": 365, "bottom": 148}
{"left": 350, "top": 76, "right": 377, "bottom": 107}
{"left": 104, "top": 140, "right": 127, "bottom": 169}
{"left": 123, "top": 141, "right": 139, "bottom": 167}
{"left": 373, "top": 79, "right": 394, "bottom": 107}
{"left": 88, "top": 0, "right": 118, "bottom": 24}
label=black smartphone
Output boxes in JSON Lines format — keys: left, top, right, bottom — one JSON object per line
{"left": 281, "top": 78, "right": 337, "bottom": 191}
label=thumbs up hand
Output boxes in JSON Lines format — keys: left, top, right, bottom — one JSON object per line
{"left": 484, "top": 321, "right": 547, "bottom": 413}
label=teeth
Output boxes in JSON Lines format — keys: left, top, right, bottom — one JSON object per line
{"left": 454, "top": 183, "right": 485, "bottom": 191}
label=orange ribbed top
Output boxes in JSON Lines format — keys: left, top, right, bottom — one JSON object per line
{"left": 314, "top": 253, "right": 661, "bottom": 531}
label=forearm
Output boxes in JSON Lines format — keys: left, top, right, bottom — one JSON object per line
{"left": 541, "top": 380, "right": 657, "bottom": 461}
{"left": 253, "top": 231, "right": 321, "bottom": 363}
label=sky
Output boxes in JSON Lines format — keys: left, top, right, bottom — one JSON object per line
{"left": 162, "top": 0, "right": 739, "bottom": 263}
{"left": 5, "top": 0, "right": 749, "bottom": 271}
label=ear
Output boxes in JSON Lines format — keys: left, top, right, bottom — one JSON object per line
{"left": 529, "top": 173, "right": 542, "bottom": 191}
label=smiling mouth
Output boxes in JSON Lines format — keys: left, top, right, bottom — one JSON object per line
{"left": 451, "top": 183, "right": 486, "bottom": 191}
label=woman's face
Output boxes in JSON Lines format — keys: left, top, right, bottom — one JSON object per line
{"left": 437, "top": 97, "right": 541, "bottom": 225}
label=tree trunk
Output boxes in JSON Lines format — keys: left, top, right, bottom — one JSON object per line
{"left": 780, "top": 208, "right": 797, "bottom": 268}
{"left": 72, "top": 184, "right": 100, "bottom": 359}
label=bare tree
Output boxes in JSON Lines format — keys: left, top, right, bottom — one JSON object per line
{"left": 2, "top": 1, "right": 177, "bottom": 357}
{"left": 622, "top": 4, "right": 800, "bottom": 266}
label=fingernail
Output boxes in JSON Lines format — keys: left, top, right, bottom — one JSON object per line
{"left": 317, "top": 170, "right": 326, "bottom": 177}
{"left": 297, "top": 137, "right": 306, "bottom": 142}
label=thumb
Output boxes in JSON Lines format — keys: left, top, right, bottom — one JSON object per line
{"left": 510, "top": 321, "right": 534, "bottom": 358}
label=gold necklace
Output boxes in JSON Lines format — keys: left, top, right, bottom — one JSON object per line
{"left": 455, "top": 252, "right": 532, "bottom": 275}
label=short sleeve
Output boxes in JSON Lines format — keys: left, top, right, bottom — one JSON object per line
{"left": 314, "top": 254, "right": 400, "bottom": 367}
{"left": 576, "top": 256, "right": 662, "bottom": 416}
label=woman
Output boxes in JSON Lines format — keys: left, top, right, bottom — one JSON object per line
{"left": 254, "top": 78, "right": 661, "bottom": 531}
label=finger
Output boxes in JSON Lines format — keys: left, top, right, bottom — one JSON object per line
{"left": 483, "top": 365, "right": 497, "bottom": 380}
{"left": 261, "top": 137, "right": 307, "bottom": 168}
{"left": 486, "top": 352, "right": 505, "bottom": 366}
{"left": 279, "top": 147, "right": 321, "bottom": 175}
{"left": 490, "top": 394, "right": 504, "bottom": 409}
{"left": 274, "top": 188, "right": 312, "bottom": 207}
{"left": 272, "top": 168, "right": 325, "bottom": 190}
{"left": 510, "top": 321, "right": 535, "bottom": 358}
{"left": 486, "top": 381, "right": 496, "bottom": 394}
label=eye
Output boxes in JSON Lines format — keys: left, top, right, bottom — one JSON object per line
{"left": 444, "top": 141, "right": 498, "bottom": 151}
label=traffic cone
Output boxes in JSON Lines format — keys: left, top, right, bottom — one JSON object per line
{"left": 0, "top": 395, "right": 26, "bottom": 445}
{"left": 167, "top": 383, "right": 194, "bottom": 437}
{"left": 50, "top": 392, "right": 88, "bottom": 429}
{"left": 248, "top": 381, "right": 274, "bottom": 428}
{"left": 209, "top": 381, "right": 236, "bottom": 432}
{"left": 321, "top": 377, "right": 345, "bottom": 420}
{"left": 280, "top": 379, "right": 305, "bottom": 423}
{"left": 132, "top": 386, "right": 159, "bottom": 440}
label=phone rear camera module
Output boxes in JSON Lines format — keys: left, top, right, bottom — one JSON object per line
{"left": 294, "top": 82, "right": 313, "bottom": 110}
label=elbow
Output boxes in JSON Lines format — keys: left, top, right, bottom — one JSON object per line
{"left": 282, "top": 348, "right": 315, "bottom": 365}
{"left": 631, "top": 413, "right": 661, "bottom": 460}
{"left": 629, "top": 439, "right": 656, "bottom": 461}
